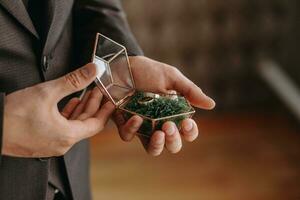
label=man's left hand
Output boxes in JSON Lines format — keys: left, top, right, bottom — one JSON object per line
{"left": 113, "top": 56, "right": 215, "bottom": 156}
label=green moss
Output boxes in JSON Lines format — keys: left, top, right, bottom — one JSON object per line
{"left": 123, "top": 91, "right": 193, "bottom": 137}
{"left": 124, "top": 91, "right": 192, "bottom": 119}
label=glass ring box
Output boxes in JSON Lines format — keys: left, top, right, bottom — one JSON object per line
{"left": 92, "top": 33, "right": 195, "bottom": 138}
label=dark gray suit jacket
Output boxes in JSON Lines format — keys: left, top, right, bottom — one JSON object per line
{"left": 0, "top": 0, "right": 142, "bottom": 199}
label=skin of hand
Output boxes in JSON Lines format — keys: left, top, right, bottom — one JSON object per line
{"left": 3, "top": 64, "right": 115, "bottom": 158}
{"left": 113, "top": 56, "right": 216, "bottom": 156}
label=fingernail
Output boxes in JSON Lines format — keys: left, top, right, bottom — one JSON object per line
{"left": 165, "top": 124, "right": 175, "bottom": 136}
{"left": 204, "top": 94, "right": 216, "bottom": 108}
{"left": 209, "top": 98, "right": 216, "bottom": 108}
{"left": 184, "top": 121, "right": 193, "bottom": 132}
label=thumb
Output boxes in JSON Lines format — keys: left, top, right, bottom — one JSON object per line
{"left": 48, "top": 63, "right": 97, "bottom": 101}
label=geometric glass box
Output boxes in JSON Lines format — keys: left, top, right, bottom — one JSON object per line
{"left": 92, "top": 33, "right": 195, "bottom": 138}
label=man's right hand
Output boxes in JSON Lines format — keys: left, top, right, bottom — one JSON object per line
{"left": 2, "top": 63, "right": 115, "bottom": 158}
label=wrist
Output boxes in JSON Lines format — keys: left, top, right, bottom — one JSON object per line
{"left": 2, "top": 97, "right": 23, "bottom": 157}
{"left": 2, "top": 106, "right": 31, "bottom": 157}
{"left": 128, "top": 55, "right": 143, "bottom": 74}
{"left": 2, "top": 101, "right": 12, "bottom": 156}
{"left": 0, "top": 93, "right": 4, "bottom": 158}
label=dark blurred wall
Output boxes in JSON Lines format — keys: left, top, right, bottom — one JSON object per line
{"left": 123, "top": 0, "right": 300, "bottom": 111}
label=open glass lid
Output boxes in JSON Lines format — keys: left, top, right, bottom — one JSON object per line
{"left": 92, "top": 33, "right": 136, "bottom": 105}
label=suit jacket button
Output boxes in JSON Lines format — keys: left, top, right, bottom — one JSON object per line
{"left": 42, "top": 55, "right": 49, "bottom": 72}
{"left": 37, "top": 158, "right": 49, "bottom": 162}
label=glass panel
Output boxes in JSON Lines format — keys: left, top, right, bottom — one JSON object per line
{"left": 107, "top": 52, "right": 134, "bottom": 103}
{"left": 94, "top": 57, "right": 112, "bottom": 88}
{"left": 93, "top": 33, "right": 135, "bottom": 105}
{"left": 95, "top": 35, "right": 124, "bottom": 61}
{"left": 120, "top": 108, "right": 154, "bottom": 138}
{"left": 137, "top": 118, "right": 154, "bottom": 138}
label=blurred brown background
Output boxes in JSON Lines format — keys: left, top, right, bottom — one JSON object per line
{"left": 124, "top": 0, "right": 300, "bottom": 110}
{"left": 90, "top": 0, "right": 300, "bottom": 199}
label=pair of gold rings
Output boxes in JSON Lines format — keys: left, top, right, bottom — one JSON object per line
{"left": 137, "top": 93, "right": 160, "bottom": 105}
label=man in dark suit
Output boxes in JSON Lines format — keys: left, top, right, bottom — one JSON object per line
{"left": 0, "top": 0, "right": 215, "bottom": 199}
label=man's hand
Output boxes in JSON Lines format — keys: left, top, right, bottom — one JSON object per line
{"left": 3, "top": 64, "right": 115, "bottom": 158}
{"left": 114, "top": 56, "right": 215, "bottom": 156}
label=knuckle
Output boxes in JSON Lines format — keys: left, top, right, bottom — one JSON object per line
{"left": 77, "top": 113, "right": 89, "bottom": 121}
{"left": 169, "top": 144, "right": 182, "bottom": 154}
{"left": 115, "top": 114, "right": 126, "bottom": 125}
{"left": 149, "top": 145, "right": 163, "bottom": 156}
{"left": 166, "top": 134, "right": 177, "bottom": 143}
{"left": 152, "top": 143, "right": 163, "bottom": 151}
{"left": 150, "top": 138, "right": 164, "bottom": 151}
{"left": 167, "top": 66, "right": 180, "bottom": 75}
{"left": 125, "top": 126, "right": 136, "bottom": 135}
{"left": 149, "top": 150, "right": 161, "bottom": 157}
{"left": 64, "top": 72, "right": 82, "bottom": 90}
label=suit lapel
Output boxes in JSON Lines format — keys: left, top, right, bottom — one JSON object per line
{"left": 0, "top": 0, "right": 74, "bottom": 54}
{"left": 0, "top": 0, "right": 39, "bottom": 38}
{"left": 42, "top": 0, "right": 74, "bottom": 56}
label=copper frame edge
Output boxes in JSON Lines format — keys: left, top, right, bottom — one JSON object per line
{"left": 92, "top": 33, "right": 197, "bottom": 137}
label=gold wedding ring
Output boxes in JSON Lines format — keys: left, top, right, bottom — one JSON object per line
{"left": 138, "top": 96, "right": 154, "bottom": 105}
{"left": 138, "top": 93, "right": 160, "bottom": 105}
{"left": 144, "top": 92, "right": 160, "bottom": 99}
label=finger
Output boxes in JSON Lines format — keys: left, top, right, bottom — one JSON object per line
{"left": 162, "top": 121, "right": 182, "bottom": 154}
{"left": 61, "top": 97, "right": 81, "bottom": 119}
{"left": 167, "top": 67, "right": 215, "bottom": 109}
{"left": 147, "top": 131, "right": 165, "bottom": 156}
{"left": 47, "top": 63, "right": 97, "bottom": 102}
{"left": 93, "top": 101, "right": 116, "bottom": 128}
{"left": 180, "top": 118, "right": 199, "bottom": 142}
{"left": 72, "top": 101, "right": 116, "bottom": 140}
{"left": 118, "top": 115, "right": 143, "bottom": 142}
{"left": 77, "top": 87, "right": 103, "bottom": 120}
{"left": 70, "top": 90, "right": 92, "bottom": 120}
{"left": 113, "top": 110, "right": 127, "bottom": 127}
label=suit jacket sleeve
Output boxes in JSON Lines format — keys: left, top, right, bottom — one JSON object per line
{"left": 74, "top": 0, "right": 143, "bottom": 65}
{"left": 0, "top": 93, "right": 4, "bottom": 163}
